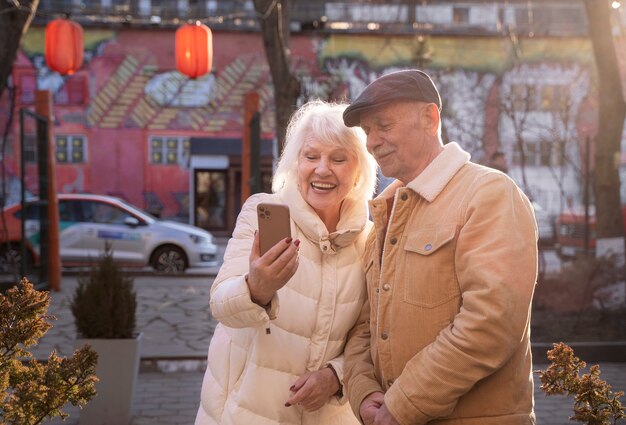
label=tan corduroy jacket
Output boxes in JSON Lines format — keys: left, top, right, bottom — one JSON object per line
{"left": 344, "top": 142, "right": 538, "bottom": 425}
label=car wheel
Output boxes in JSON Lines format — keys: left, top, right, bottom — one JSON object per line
{"left": 151, "top": 246, "right": 187, "bottom": 273}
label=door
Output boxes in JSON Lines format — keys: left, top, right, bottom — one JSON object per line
{"left": 194, "top": 170, "right": 228, "bottom": 231}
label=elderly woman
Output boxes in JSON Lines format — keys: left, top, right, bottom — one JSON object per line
{"left": 195, "top": 100, "right": 377, "bottom": 425}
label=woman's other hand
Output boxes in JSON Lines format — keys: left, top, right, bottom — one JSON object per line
{"left": 247, "top": 231, "right": 299, "bottom": 306}
{"left": 284, "top": 368, "right": 340, "bottom": 412}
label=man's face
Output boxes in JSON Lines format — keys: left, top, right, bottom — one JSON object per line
{"left": 360, "top": 101, "right": 433, "bottom": 184}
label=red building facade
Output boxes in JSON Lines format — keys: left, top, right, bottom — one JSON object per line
{"left": 2, "top": 25, "right": 624, "bottom": 233}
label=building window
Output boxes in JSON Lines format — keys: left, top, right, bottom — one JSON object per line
{"left": 540, "top": 85, "right": 570, "bottom": 111}
{"left": 511, "top": 84, "right": 538, "bottom": 111}
{"left": 540, "top": 85, "right": 554, "bottom": 110}
{"left": 149, "top": 136, "right": 190, "bottom": 166}
{"left": 512, "top": 140, "right": 552, "bottom": 167}
{"left": 510, "top": 83, "right": 570, "bottom": 113}
{"left": 56, "top": 135, "right": 87, "bottom": 163}
{"left": 453, "top": 7, "right": 470, "bottom": 24}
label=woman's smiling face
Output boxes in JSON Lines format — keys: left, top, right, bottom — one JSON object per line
{"left": 297, "top": 138, "right": 360, "bottom": 225}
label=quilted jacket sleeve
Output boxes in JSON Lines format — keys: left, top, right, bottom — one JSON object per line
{"left": 209, "top": 194, "right": 280, "bottom": 328}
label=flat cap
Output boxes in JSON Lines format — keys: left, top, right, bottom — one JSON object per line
{"left": 343, "top": 69, "right": 441, "bottom": 127}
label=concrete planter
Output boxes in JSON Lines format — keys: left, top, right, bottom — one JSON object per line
{"left": 76, "top": 333, "right": 143, "bottom": 425}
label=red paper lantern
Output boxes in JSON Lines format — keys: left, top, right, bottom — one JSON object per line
{"left": 176, "top": 22, "right": 213, "bottom": 79}
{"left": 45, "top": 19, "right": 84, "bottom": 75}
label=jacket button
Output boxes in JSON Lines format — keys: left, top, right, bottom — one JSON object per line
{"left": 424, "top": 244, "right": 432, "bottom": 251}
{"left": 381, "top": 331, "right": 388, "bottom": 340}
{"left": 382, "top": 283, "right": 391, "bottom": 291}
{"left": 400, "top": 193, "right": 408, "bottom": 201}
{"left": 390, "top": 237, "right": 397, "bottom": 245}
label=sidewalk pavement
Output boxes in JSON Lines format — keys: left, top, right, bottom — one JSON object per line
{"left": 28, "top": 242, "right": 624, "bottom": 425}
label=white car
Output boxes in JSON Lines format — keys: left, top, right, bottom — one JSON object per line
{"left": 4, "top": 193, "right": 218, "bottom": 273}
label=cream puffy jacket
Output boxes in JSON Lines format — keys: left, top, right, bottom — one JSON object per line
{"left": 195, "top": 183, "right": 371, "bottom": 425}
{"left": 344, "top": 143, "right": 538, "bottom": 425}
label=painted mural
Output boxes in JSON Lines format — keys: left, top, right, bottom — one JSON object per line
{"left": 2, "top": 26, "right": 625, "bottom": 223}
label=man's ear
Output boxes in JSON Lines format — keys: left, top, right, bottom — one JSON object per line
{"left": 421, "top": 103, "right": 440, "bottom": 136}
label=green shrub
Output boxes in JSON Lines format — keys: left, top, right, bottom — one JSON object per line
{"left": 71, "top": 243, "right": 137, "bottom": 339}
{"left": 0, "top": 278, "right": 98, "bottom": 425}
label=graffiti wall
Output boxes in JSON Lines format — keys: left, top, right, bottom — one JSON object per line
{"left": 3, "top": 26, "right": 624, "bottom": 219}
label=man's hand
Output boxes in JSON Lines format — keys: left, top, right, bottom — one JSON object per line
{"left": 374, "top": 402, "right": 400, "bottom": 425}
{"left": 285, "top": 368, "right": 340, "bottom": 411}
{"left": 360, "top": 392, "right": 384, "bottom": 425}
{"left": 247, "top": 232, "right": 299, "bottom": 306}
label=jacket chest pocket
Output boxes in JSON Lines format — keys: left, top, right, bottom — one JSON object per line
{"left": 401, "top": 226, "right": 460, "bottom": 308}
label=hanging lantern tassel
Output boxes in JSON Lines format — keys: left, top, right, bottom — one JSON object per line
{"left": 45, "top": 19, "right": 84, "bottom": 75}
{"left": 176, "top": 22, "right": 213, "bottom": 79}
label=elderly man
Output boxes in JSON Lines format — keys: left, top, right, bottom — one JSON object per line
{"left": 342, "top": 70, "right": 538, "bottom": 425}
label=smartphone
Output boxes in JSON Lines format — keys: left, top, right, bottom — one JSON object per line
{"left": 257, "top": 202, "right": 291, "bottom": 256}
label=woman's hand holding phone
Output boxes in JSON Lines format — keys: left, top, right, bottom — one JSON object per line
{"left": 247, "top": 231, "right": 299, "bottom": 307}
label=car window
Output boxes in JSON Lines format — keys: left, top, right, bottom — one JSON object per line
{"left": 59, "top": 200, "right": 79, "bottom": 222}
{"left": 83, "top": 201, "right": 132, "bottom": 225}
{"left": 20, "top": 204, "right": 40, "bottom": 220}
{"left": 16, "top": 201, "right": 77, "bottom": 222}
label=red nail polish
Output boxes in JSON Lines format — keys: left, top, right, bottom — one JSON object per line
{"left": 285, "top": 237, "right": 293, "bottom": 244}
{"left": 285, "top": 402, "right": 291, "bottom": 407}
{"left": 294, "top": 239, "right": 300, "bottom": 247}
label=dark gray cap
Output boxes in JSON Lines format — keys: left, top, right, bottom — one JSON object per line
{"left": 343, "top": 69, "right": 441, "bottom": 127}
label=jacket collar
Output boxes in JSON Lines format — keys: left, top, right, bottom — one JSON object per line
{"left": 279, "top": 181, "right": 369, "bottom": 254}
{"left": 376, "top": 142, "right": 470, "bottom": 203}
{"left": 406, "top": 142, "right": 470, "bottom": 202}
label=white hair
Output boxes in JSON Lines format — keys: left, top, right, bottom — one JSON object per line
{"left": 272, "top": 99, "right": 377, "bottom": 201}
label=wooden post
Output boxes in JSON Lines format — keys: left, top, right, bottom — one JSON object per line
{"left": 35, "top": 90, "right": 61, "bottom": 291}
{"left": 242, "top": 92, "right": 259, "bottom": 205}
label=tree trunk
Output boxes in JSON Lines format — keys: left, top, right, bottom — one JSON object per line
{"left": 0, "top": 0, "right": 39, "bottom": 99}
{"left": 583, "top": 0, "right": 626, "bottom": 248}
{"left": 252, "top": 0, "right": 301, "bottom": 156}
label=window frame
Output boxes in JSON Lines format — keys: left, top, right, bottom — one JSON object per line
{"left": 56, "top": 134, "right": 88, "bottom": 164}
{"left": 148, "top": 136, "right": 190, "bottom": 167}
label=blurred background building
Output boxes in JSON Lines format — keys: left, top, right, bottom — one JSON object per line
{"left": 2, "top": 0, "right": 625, "bottom": 236}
